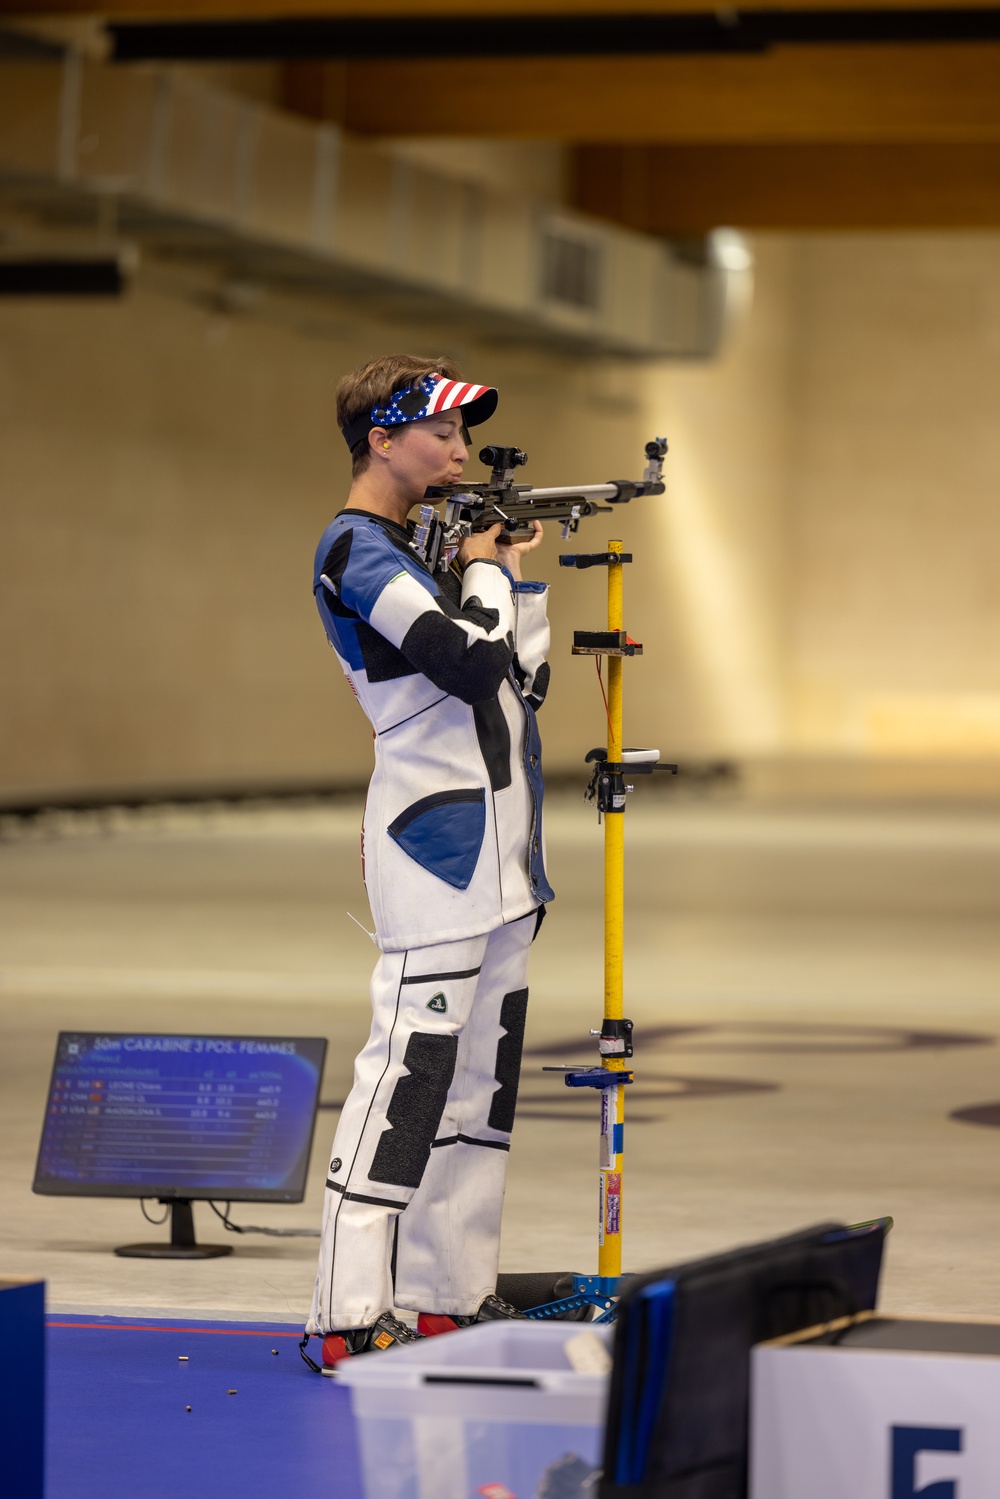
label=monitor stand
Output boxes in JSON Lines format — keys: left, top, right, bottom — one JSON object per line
{"left": 114, "top": 1200, "right": 233, "bottom": 1259}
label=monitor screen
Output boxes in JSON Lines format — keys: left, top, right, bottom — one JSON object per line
{"left": 32, "top": 1032, "right": 328, "bottom": 1203}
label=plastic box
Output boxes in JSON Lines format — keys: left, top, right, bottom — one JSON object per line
{"left": 336, "top": 1320, "right": 611, "bottom": 1499}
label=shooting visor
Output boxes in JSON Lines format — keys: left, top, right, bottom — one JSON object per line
{"left": 341, "top": 373, "right": 498, "bottom": 452}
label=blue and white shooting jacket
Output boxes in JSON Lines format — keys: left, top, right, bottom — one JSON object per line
{"left": 313, "top": 508, "right": 554, "bottom": 952}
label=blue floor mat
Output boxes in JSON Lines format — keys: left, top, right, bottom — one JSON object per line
{"left": 47, "top": 1314, "right": 362, "bottom": 1499}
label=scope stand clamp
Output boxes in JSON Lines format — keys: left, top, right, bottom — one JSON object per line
{"left": 584, "top": 746, "right": 678, "bottom": 820}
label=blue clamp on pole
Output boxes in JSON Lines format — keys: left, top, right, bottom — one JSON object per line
{"left": 564, "top": 1067, "right": 634, "bottom": 1089}
{"left": 541, "top": 1065, "right": 634, "bottom": 1089}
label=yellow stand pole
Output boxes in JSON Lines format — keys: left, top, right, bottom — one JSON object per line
{"left": 599, "top": 540, "right": 626, "bottom": 1280}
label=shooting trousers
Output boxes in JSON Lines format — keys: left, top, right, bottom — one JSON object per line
{"left": 308, "top": 913, "right": 536, "bottom": 1332}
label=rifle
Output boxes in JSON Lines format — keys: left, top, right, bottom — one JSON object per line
{"left": 410, "top": 437, "right": 668, "bottom": 574}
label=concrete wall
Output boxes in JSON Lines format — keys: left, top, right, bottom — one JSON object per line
{"left": 787, "top": 233, "right": 1000, "bottom": 761}
{"left": 0, "top": 260, "right": 661, "bottom": 801}
{"left": 637, "top": 237, "right": 794, "bottom": 760}
{"left": 3, "top": 228, "right": 1000, "bottom": 803}
{"left": 0, "top": 268, "right": 357, "bottom": 800}
{"left": 625, "top": 230, "right": 1000, "bottom": 783}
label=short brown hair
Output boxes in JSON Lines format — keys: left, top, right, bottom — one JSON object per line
{"left": 337, "top": 353, "right": 462, "bottom": 478}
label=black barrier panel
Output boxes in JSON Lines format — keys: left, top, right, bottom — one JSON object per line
{"left": 600, "top": 1218, "right": 889, "bottom": 1499}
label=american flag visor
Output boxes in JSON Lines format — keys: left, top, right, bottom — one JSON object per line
{"left": 341, "top": 373, "right": 498, "bottom": 451}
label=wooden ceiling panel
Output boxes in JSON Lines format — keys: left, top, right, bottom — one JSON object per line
{"left": 572, "top": 142, "right": 1000, "bottom": 228}
{"left": 7, "top": 3, "right": 1000, "bottom": 232}
{"left": 339, "top": 45, "right": 1000, "bottom": 142}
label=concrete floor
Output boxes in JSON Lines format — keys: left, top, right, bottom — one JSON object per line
{"left": 2, "top": 792, "right": 1000, "bottom": 1324}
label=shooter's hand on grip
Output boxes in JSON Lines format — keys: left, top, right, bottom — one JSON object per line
{"left": 457, "top": 523, "right": 502, "bottom": 569}
{"left": 457, "top": 521, "right": 544, "bottom": 584}
{"left": 497, "top": 520, "right": 543, "bottom": 583}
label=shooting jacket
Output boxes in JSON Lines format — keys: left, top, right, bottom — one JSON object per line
{"left": 313, "top": 508, "right": 554, "bottom": 952}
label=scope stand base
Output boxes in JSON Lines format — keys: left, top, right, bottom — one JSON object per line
{"left": 524, "top": 1274, "right": 627, "bottom": 1324}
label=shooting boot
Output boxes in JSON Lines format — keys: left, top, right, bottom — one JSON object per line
{"left": 320, "top": 1311, "right": 424, "bottom": 1369}
{"left": 418, "top": 1293, "right": 528, "bottom": 1337}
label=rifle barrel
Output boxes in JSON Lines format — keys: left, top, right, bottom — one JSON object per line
{"left": 519, "top": 483, "right": 621, "bottom": 502}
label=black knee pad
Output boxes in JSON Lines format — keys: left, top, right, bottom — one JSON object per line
{"left": 489, "top": 988, "right": 529, "bottom": 1134}
{"left": 369, "top": 1032, "right": 458, "bottom": 1189}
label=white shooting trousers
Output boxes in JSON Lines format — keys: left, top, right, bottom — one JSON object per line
{"left": 307, "top": 911, "right": 537, "bottom": 1332}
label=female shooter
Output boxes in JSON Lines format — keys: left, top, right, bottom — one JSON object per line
{"left": 303, "top": 354, "right": 552, "bottom": 1366}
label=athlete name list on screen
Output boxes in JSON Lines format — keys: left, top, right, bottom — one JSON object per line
{"left": 37, "top": 1035, "right": 321, "bottom": 1192}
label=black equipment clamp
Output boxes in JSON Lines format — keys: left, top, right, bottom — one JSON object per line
{"left": 585, "top": 746, "right": 678, "bottom": 816}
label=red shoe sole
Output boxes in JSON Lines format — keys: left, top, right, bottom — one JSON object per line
{"left": 417, "top": 1313, "right": 461, "bottom": 1337}
{"left": 321, "top": 1334, "right": 351, "bottom": 1367}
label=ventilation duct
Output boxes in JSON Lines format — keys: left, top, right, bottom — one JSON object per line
{"left": 0, "top": 50, "right": 751, "bottom": 356}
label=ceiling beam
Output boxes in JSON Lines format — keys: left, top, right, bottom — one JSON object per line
{"left": 572, "top": 142, "right": 1000, "bottom": 229}
{"left": 7, "top": 0, "right": 1000, "bottom": 17}
{"left": 106, "top": 9, "right": 1000, "bottom": 61}
{"left": 333, "top": 44, "right": 1000, "bottom": 141}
